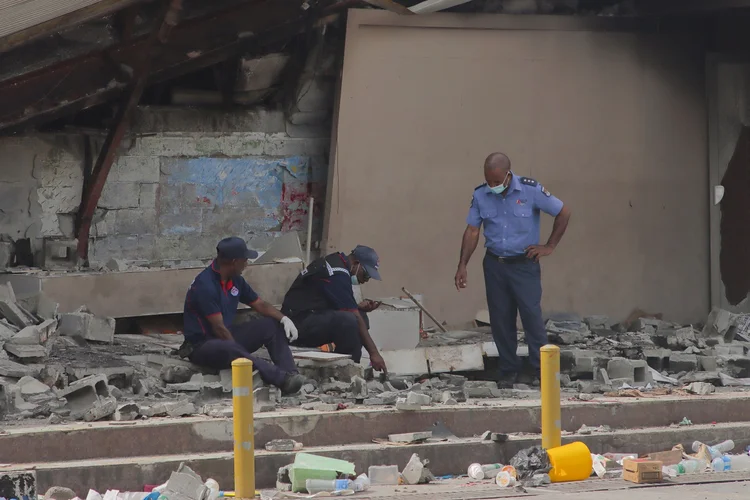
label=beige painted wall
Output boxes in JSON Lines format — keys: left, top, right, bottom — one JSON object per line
{"left": 325, "top": 10, "right": 709, "bottom": 325}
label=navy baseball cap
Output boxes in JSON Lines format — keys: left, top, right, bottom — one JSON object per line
{"left": 216, "top": 237, "right": 258, "bottom": 260}
{"left": 352, "top": 245, "right": 381, "bottom": 281}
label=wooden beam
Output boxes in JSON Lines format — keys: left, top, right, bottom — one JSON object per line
{"left": 361, "top": 0, "right": 414, "bottom": 14}
{"left": 635, "top": 0, "right": 750, "bottom": 15}
{"left": 0, "top": 0, "right": 154, "bottom": 54}
{"left": 75, "top": 0, "right": 182, "bottom": 262}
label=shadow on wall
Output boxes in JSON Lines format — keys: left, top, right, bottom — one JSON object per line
{"left": 721, "top": 125, "right": 750, "bottom": 305}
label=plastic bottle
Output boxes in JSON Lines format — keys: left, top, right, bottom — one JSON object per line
{"left": 712, "top": 454, "right": 750, "bottom": 472}
{"left": 352, "top": 474, "right": 370, "bottom": 492}
{"left": 666, "top": 459, "right": 706, "bottom": 476}
{"left": 693, "top": 440, "right": 735, "bottom": 459}
{"left": 468, "top": 463, "right": 503, "bottom": 480}
{"left": 204, "top": 479, "right": 220, "bottom": 500}
{"left": 305, "top": 479, "right": 351, "bottom": 494}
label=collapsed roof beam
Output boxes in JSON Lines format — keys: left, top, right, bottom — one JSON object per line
{"left": 0, "top": 0, "right": 339, "bottom": 133}
{"left": 361, "top": 0, "right": 414, "bottom": 14}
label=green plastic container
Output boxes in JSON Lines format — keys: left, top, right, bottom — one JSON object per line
{"left": 289, "top": 453, "right": 356, "bottom": 493}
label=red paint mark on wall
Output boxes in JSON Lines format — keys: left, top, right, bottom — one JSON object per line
{"left": 280, "top": 182, "right": 320, "bottom": 231}
{"left": 196, "top": 196, "right": 212, "bottom": 204}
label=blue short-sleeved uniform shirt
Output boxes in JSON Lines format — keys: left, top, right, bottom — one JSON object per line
{"left": 467, "top": 172, "right": 564, "bottom": 258}
{"left": 183, "top": 260, "right": 260, "bottom": 344}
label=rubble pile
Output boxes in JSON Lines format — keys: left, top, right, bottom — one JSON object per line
{"left": 545, "top": 308, "right": 750, "bottom": 394}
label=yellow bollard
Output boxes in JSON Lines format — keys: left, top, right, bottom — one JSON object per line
{"left": 540, "top": 344, "right": 561, "bottom": 450}
{"left": 232, "top": 358, "right": 255, "bottom": 498}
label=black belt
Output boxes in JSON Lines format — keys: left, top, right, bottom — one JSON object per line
{"left": 486, "top": 251, "right": 528, "bottom": 264}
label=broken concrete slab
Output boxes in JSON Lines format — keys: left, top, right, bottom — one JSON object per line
{"left": 4, "top": 343, "right": 46, "bottom": 360}
{"left": 0, "top": 358, "right": 35, "bottom": 377}
{"left": 114, "top": 403, "right": 140, "bottom": 421}
{"left": 388, "top": 431, "right": 432, "bottom": 443}
{"left": 17, "top": 376, "right": 51, "bottom": 396}
{"left": 350, "top": 376, "right": 367, "bottom": 399}
{"left": 405, "top": 392, "right": 431, "bottom": 406}
{"left": 83, "top": 397, "right": 117, "bottom": 422}
{"left": 165, "top": 401, "right": 198, "bottom": 417}
{"left": 58, "top": 308, "right": 115, "bottom": 344}
{"left": 265, "top": 439, "right": 303, "bottom": 452}
{"left": 685, "top": 382, "right": 715, "bottom": 395}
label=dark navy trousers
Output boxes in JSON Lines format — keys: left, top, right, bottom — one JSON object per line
{"left": 483, "top": 253, "right": 548, "bottom": 376}
{"left": 289, "top": 310, "right": 369, "bottom": 363}
{"left": 188, "top": 317, "right": 298, "bottom": 387}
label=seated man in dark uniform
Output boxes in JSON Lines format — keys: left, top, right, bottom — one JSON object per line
{"left": 183, "top": 236, "right": 305, "bottom": 394}
{"left": 281, "top": 245, "right": 388, "bottom": 373}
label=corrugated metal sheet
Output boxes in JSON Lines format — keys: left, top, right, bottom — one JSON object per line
{"left": 0, "top": 0, "right": 110, "bottom": 38}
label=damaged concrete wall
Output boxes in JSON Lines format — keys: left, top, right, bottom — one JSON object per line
{"left": 0, "top": 107, "right": 330, "bottom": 265}
{"left": 326, "top": 10, "right": 708, "bottom": 325}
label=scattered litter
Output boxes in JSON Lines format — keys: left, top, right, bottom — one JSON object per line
{"left": 677, "top": 417, "right": 693, "bottom": 426}
{"left": 509, "top": 446, "right": 550, "bottom": 480}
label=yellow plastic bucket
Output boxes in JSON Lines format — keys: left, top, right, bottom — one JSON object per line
{"left": 547, "top": 442, "right": 592, "bottom": 483}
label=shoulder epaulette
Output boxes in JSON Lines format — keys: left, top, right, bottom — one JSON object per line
{"left": 520, "top": 177, "right": 538, "bottom": 187}
{"left": 474, "top": 183, "right": 487, "bottom": 191}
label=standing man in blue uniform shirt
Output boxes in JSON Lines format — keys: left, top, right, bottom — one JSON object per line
{"left": 455, "top": 152, "right": 571, "bottom": 388}
{"left": 183, "top": 236, "right": 305, "bottom": 394}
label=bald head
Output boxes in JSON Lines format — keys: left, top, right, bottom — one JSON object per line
{"left": 484, "top": 152, "right": 511, "bottom": 191}
{"left": 484, "top": 152, "right": 511, "bottom": 172}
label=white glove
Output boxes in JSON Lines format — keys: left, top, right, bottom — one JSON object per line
{"left": 280, "top": 316, "right": 298, "bottom": 343}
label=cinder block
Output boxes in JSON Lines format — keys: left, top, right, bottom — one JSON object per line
{"left": 58, "top": 374, "right": 112, "bottom": 419}
{"left": 405, "top": 392, "right": 431, "bottom": 406}
{"left": 139, "top": 183, "right": 159, "bottom": 208}
{"left": 99, "top": 181, "right": 140, "bottom": 209}
{"left": 114, "top": 208, "right": 157, "bottom": 235}
{"left": 644, "top": 349, "right": 671, "bottom": 371}
{"left": 715, "top": 344, "right": 745, "bottom": 356}
{"left": 58, "top": 310, "right": 115, "bottom": 344}
{"left": 699, "top": 355, "right": 718, "bottom": 372}
{"left": 109, "top": 156, "right": 161, "bottom": 183}
{"left": 669, "top": 353, "right": 699, "bottom": 373}
{"left": 607, "top": 358, "right": 634, "bottom": 380}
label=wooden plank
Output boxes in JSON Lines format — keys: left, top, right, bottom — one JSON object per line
{"left": 292, "top": 351, "right": 352, "bottom": 362}
{"left": 0, "top": 0, "right": 151, "bottom": 53}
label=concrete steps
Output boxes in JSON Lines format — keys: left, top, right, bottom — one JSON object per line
{"left": 4, "top": 392, "right": 750, "bottom": 464}
{"left": 6, "top": 421, "right": 750, "bottom": 493}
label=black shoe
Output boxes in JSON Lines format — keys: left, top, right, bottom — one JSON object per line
{"left": 496, "top": 373, "right": 518, "bottom": 389}
{"left": 281, "top": 373, "right": 305, "bottom": 395}
{"left": 517, "top": 371, "right": 541, "bottom": 387}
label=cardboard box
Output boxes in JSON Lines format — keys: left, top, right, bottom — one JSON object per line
{"left": 622, "top": 459, "right": 663, "bottom": 484}
{"left": 647, "top": 449, "right": 683, "bottom": 466}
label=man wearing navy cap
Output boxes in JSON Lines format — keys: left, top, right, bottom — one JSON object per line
{"left": 183, "top": 236, "right": 305, "bottom": 394}
{"left": 281, "top": 245, "right": 388, "bottom": 373}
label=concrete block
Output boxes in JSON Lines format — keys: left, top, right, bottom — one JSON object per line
{"left": 59, "top": 374, "right": 111, "bottom": 419}
{"left": 584, "top": 315, "right": 610, "bottom": 329}
{"left": 720, "top": 356, "right": 750, "bottom": 378}
{"left": 716, "top": 344, "right": 745, "bottom": 356}
{"left": 669, "top": 353, "right": 699, "bottom": 373}
{"left": 165, "top": 401, "right": 197, "bottom": 417}
{"left": 405, "top": 392, "right": 431, "bottom": 406}
{"left": 0, "top": 241, "right": 14, "bottom": 268}
{"left": 139, "top": 183, "right": 159, "bottom": 208}
{"left": 699, "top": 356, "right": 718, "bottom": 372}
{"left": 83, "top": 396, "right": 117, "bottom": 422}
{"left": 58, "top": 310, "right": 115, "bottom": 344}
{"left": 164, "top": 466, "right": 208, "bottom": 500}
{"left": 110, "top": 156, "right": 161, "bottom": 183}
{"left": 17, "top": 376, "right": 51, "bottom": 396}
{"left": 0, "top": 358, "right": 35, "bottom": 377}
{"left": 388, "top": 431, "right": 432, "bottom": 443}
{"left": 607, "top": 358, "right": 634, "bottom": 380}
{"left": 644, "top": 349, "right": 671, "bottom": 371}
{"left": 702, "top": 307, "right": 732, "bottom": 338}
{"left": 114, "top": 208, "right": 157, "bottom": 235}
{"left": 99, "top": 182, "right": 140, "bottom": 209}
{"left": 350, "top": 376, "right": 367, "bottom": 399}
{"left": 0, "top": 298, "right": 33, "bottom": 328}
{"left": 4, "top": 343, "right": 45, "bottom": 360}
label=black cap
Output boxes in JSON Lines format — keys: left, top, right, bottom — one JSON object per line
{"left": 216, "top": 237, "right": 258, "bottom": 260}
{"left": 352, "top": 245, "right": 381, "bottom": 281}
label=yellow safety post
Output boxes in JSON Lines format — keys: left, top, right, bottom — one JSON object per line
{"left": 540, "top": 344, "right": 561, "bottom": 450}
{"left": 232, "top": 358, "right": 255, "bottom": 498}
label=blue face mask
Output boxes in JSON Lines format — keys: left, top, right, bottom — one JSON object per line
{"left": 351, "top": 264, "right": 360, "bottom": 286}
{"left": 489, "top": 171, "right": 510, "bottom": 195}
